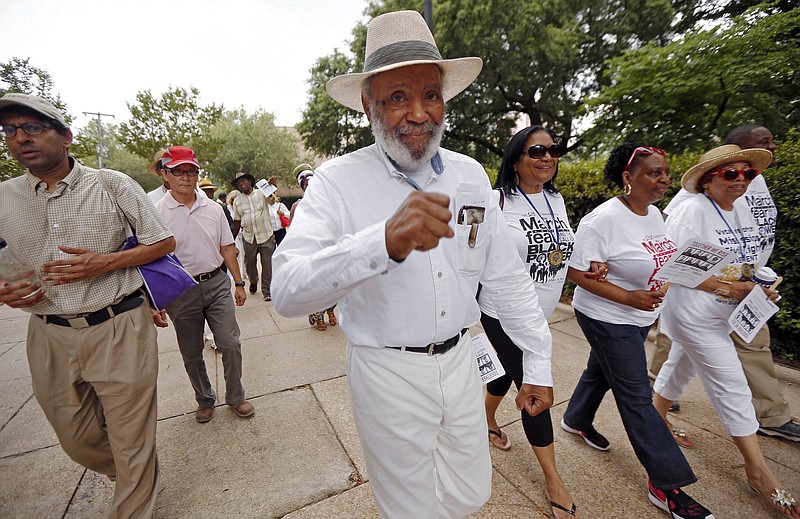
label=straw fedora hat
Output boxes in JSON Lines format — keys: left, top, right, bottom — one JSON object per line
{"left": 147, "top": 149, "right": 166, "bottom": 175}
{"left": 681, "top": 144, "right": 773, "bottom": 194}
{"left": 198, "top": 178, "right": 219, "bottom": 191}
{"left": 326, "top": 10, "right": 483, "bottom": 112}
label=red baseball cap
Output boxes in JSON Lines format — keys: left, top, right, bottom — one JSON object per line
{"left": 161, "top": 146, "right": 200, "bottom": 169}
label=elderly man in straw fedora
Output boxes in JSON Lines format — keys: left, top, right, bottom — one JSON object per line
{"left": 272, "top": 10, "right": 554, "bottom": 518}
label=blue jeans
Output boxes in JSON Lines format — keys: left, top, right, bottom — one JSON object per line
{"left": 563, "top": 310, "right": 696, "bottom": 490}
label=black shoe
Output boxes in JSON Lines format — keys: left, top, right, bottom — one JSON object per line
{"left": 560, "top": 419, "right": 610, "bottom": 451}
{"left": 757, "top": 420, "right": 800, "bottom": 442}
{"left": 249, "top": 284, "right": 257, "bottom": 294}
{"left": 648, "top": 480, "right": 715, "bottom": 518}
{"left": 669, "top": 400, "right": 681, "bottom": 413}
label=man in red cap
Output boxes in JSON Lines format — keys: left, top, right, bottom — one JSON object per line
{"left": 154, "top": 146, "right": 255, "bottom": 423}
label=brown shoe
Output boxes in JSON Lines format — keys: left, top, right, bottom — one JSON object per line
{"left": 228, "top": 400, "right": 255, "bottom": 418}
{"left": 196, "top": 406, "right": 214, "bottom": 423}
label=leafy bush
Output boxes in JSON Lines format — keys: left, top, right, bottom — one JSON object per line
{"left": 764, "top": 132, "right": 800, "bottom": 361}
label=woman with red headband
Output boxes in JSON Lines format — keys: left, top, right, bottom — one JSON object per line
{"left": 654, "top": 144, "right": 798, "bottom": 518}
{"left": 561, "top": 142, "right": 715, "bottom": 519}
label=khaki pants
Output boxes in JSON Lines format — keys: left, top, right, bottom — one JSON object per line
{"left": 650, "top": 321, "right": 791, "bottom": 427}
{"left": 27, "top": 303, "right": 160, "bottom": 519}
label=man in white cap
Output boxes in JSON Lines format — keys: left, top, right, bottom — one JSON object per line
{"left": 154, "top": 146, "right": 254, "bottom": 423}
{"left": 146, "top": 149, "right": 170, "bottom": 203}
{"left": 0, "top": 92, "right": 175, "bottom": 518}
{"left": 272, "top": 11, "right": 553, "bottom": 518}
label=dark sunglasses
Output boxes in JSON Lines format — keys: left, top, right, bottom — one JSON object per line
{"left": 523, "top": 144, "right": 561, "bottom": 160}
{"left": 710, "top": 168, "right": 759, "bottom": 181}
{"left": 624, "top": 146, "right": 667, "bottom": 171}
{"left": 1, "top": 122, "right": 53, "bottom": 139}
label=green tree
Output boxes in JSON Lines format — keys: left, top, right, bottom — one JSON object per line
{"left": 296, "top": 50, "right": 374, "bottom": 157}
{"left": 204, "top": 108, "right": 301, "bottom": 187}
{"left": 117, "top": 86, "right": 223, "bottom": 159}
{"left": 0, "top": 57, "right": 71, "bottom": 181}
{"left": 298, "top": 0, "right": 705, "bottom": 165}
{"left": 584, "top": 5, "right": 800, "bottom": 153}
{"left": 72, "top": 120, "right": 160, "bottom": 191}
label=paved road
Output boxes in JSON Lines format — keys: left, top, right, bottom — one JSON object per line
{"left": 1, "top": 298, "right": 798, "bottom": 518}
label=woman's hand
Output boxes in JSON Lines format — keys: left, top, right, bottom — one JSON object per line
{"left": 584, "top": 261, "right": 609, "bottom": 282}
{"left": 626, "top": 289, "right": 665, "bottom": 311}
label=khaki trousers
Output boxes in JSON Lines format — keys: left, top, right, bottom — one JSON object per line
{"left": 649, "top": 321, "right": 791, "bottom": 427}
{"left": 26, "top": 303, "right": 160, "bottom": 519}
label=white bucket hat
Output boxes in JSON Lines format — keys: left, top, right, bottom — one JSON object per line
{"left": 326, "top": 10, "right": 483, "bottom": 112}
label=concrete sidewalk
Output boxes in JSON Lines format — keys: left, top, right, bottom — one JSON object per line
{"left": 1, "top": 298, "right": 798, "bottom": 518}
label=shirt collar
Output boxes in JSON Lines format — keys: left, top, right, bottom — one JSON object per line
{"left": 27, "top": 157, "right": 83, "bottom": 195}
{"left": 164, "top": 190, "right": 206, "bottom": 211}
{"left": 374, "top": 140, "right": 446, "bottom": 191}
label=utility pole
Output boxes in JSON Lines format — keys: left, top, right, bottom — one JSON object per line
{"left": 423, "top": 0, "right": 434, "bottom": 34}
{"left": 82, "top": 111, "right": 115, "bottom": 168}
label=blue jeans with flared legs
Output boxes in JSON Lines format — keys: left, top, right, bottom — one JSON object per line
{"left": 563, "top": 310, "right": 697, "bottom": 490}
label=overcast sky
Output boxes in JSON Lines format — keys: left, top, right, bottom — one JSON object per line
{"left": 0, "top": 0, "right": 370, "bottom": 130}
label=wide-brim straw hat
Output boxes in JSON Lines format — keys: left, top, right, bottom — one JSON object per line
{"left": 326, "top": 10, "right": 483, "bottom": 112}
{"left": 198, "top": 178, "right": 219, "bottom": 191}
{"left": 147, "top": 149, "right": 166, "bottom": 175}
{"left": 681, "top": 144, "right": 773, "bottom": 194}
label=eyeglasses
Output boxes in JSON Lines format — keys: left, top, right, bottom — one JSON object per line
{"left": 165, "top": 167, "right": 200, "bottom": 177}
{"left": 0, "top": 122, "right": 53, "bottom": 138}
{"left": 523, "top": 144, "right": 561, "bottom": 160}
{"left": 624, "top": 146, "right": 667, "bottom": 171}
{"left": 710, "top": 168, "right": 759, "bottom": 181}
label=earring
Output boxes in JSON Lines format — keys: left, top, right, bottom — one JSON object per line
{"left": 623, "top": 183, "right": 632, "bottom": 196}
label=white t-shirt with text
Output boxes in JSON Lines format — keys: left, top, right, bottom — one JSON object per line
{"left": 571, "top": 198, "right": 676, "bottom": 327}
{"left": 479, "top": 188, "right": 574, "bottom": 320}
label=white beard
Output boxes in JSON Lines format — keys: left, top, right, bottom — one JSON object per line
{"left": 370, "top": 104, "right": 446, "bottom": 172}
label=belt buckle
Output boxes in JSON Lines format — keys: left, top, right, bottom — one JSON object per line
{"left": 198, "top": 272, "right": 211, "bottom": 281}
{"left": 66, "top": 317, "right": 91, "bottom": 328}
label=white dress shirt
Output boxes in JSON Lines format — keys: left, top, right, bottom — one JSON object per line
{"left": 272, "top": 143, "right": 553, "bottom": 386}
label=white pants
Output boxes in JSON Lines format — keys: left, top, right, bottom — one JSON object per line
{"left": 347, "top": 332, "right": 491, "bottom": 519}
{"left": 654, "top": 337, "right": 758, "bottom": 437}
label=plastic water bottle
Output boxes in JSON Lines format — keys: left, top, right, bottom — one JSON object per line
{"left": 0, "top": 238, "right": 43, "bottom": 298}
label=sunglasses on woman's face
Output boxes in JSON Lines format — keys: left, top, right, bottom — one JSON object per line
{"left": 710, "top": 168, "right": 760, "bottom": 181}
{"left": 523, "top": 144, "right": 561, "bottom": 160}
{"left": 624, "top": 146, "right": 667, "bottom": 171}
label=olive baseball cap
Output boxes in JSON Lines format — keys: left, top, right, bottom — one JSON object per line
{"left": 0, "top": 93, "right": 67, "bottom": 126}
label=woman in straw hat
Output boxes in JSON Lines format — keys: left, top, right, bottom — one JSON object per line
{"left": 562, "top": 142, "right": 716, "bottom": 519}
{"left": 653, "top": 145, "right": 798, "bottom": 517}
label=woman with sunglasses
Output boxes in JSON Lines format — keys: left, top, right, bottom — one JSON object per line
{"left": 653, "top": 145, "right": 798, "bottom": 518}
{"left": 478, "top": 125, "right": 579, "bottom": 518}
{"left": 561, "top": 143, "right": 716, "bottom": 519}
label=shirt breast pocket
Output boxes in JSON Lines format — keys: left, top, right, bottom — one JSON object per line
{"left": 455, "top": 222, "right": 487, "bottom": 277}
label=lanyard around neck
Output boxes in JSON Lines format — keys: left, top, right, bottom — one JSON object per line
{"left": 705, "top": 194, "right": 746, "bottom": 262}
{"left": 519, "top": 189, "right": 561, "bottom": 245}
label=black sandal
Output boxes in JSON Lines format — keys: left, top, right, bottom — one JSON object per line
{"left": 549, "top": 500, "right": 577, "bottom": 517}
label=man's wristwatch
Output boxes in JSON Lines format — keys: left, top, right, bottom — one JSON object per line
{"left": 234, "top": 281, "right": 246, "bottom": 287}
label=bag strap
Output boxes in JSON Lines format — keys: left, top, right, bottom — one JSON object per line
{"left": 95, "top": 170, "right": 134, "bottom": 238}
{"left": 496, "top": 188, "right": 505, "bottom": 211}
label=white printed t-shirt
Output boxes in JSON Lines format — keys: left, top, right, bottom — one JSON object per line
{"left": 479, "top": 189, "right": 574, "bottom": 320}
{"left": 571, "top": 197, "right": 676, "bottom": 327}
{"left": 663, "top": 174, "right": 776, "bottom": 265}
{"left": 661, "top": 193, "right": 763, "bottom": 345}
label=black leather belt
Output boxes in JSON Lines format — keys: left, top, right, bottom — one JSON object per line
{"left": 194, "top": 266, "right": 221, "bottom": 282}
{"left": 388, "top": 328, "right": 468, "bottom": 355}
{"left": 37, "top": 292, "right": 143, "bottom": 329}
